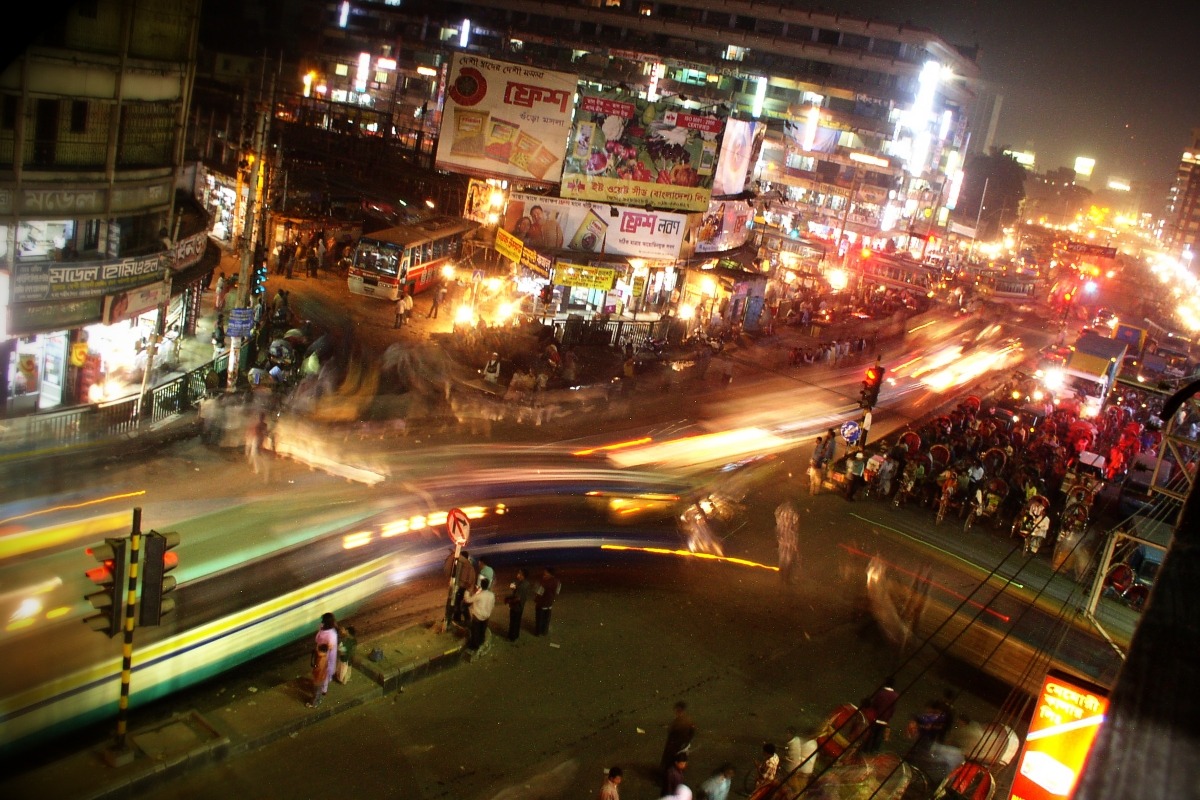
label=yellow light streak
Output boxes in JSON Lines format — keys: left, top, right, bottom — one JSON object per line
{"left": 602, "top": 544, "right": 778, "bottom": 571}
{"left": 572, "top": 437, "right": 653, "bottom": 457}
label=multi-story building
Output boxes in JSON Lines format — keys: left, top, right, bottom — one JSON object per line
{"left": 0, "top": 0, "right": 208, "bottom": 417}
{"left": 290, "top": 0, "right": 985, "bottom": 261}
{"left": 1162, "top": 128, "right": 1200, "bottom": 261}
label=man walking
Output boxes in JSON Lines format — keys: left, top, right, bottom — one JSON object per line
{"left": 846, "top": 450, "right": 867, "bottom": 501}
{"left": 775, "top": 499, "right": 800, "bottom": 584}
{"left": 533, "top": 566, "right": 561, "bottom": 635}
{"left": 506, "top": 568, "right": 533, "bottom": 641}
{"left": 395, "top": 290, "right": 408, "bottom": 328}
{"left": 429, "top": 283, "right": 447, "bottom": 318}
{"left": 660, "top": 700, "right": 696, "bottom": 775}
{"left": 597, "top": 766, "right": 623, "bottom": 800}
{"left": 808, "top": 436, "right": 826, "bottom": 495}
{"left": 861, "top": 675, "right": 900, "bottom": 753}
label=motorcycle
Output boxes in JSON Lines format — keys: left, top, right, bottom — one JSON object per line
{"left": 1012, "top": 494, "right": 1052, "bottom": 555}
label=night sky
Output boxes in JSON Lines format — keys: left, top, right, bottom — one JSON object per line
{"left": 817, "top": 0, "right": 1200, "bottom": 198}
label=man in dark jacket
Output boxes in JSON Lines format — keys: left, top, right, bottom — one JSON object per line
{"left": 506, "top": 568, "right": 533, "bottom": 641}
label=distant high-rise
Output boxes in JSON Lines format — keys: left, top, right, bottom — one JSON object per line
{"left": 1163, "top": 128, "right": 1200, "bottom": 259}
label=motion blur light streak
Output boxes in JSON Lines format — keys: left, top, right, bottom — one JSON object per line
{"left": 602, "top": 544, "right": 777, "bottom": 571}
{"left": 572, "top": 437, "right": 653, "bottom": 456}
{"left": 0, "top": 511, "right": 132, "bottom": 562}
{"left": 0, "top": 491, "right": 146, "bottom": 525}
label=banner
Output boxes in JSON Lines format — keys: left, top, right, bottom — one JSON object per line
{"left": 502, "top": 191, "right": 688, "bottom": 260}
{"left": 494, "top": 227, "right": 524, "bottom": 263}
{"left": 103, "top": 280, "right": 170, "bottom": 324}
{"left": 712, "top": 119, "right": 763, "bottom": 197}
{"left": 552, "top": 262, "right": 616, "bottom": 291}
{"left": 463, "top": 178, "right": 495, "bottom": 223}
{"left": 434, "top": 53, "right": 578, "bottom": 185}
{"left": 783, "top": 117, "right": 840, "bottom": 153}
{"left": 561, "top": 94, "right": 723, "bottom": 212}
{"left": 695, "top": 199, "right": 753, "bottom": 253}
{"left": 520, "top": 247, "right": 553, "bottom": 278}
{"left": 12, "top": 254, "right": 165, "bottom": 303}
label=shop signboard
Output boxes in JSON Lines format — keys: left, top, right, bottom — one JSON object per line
{"left": 225, "top": 308, "right": 255, "bottom": 338}
{"left": 494, "top": 227, "right": 524, "bottom": 263}
{"left": 519, "top": 247, "right": 552, "bottom": 278}
{"left": 561, "top": 94, "right": 723, "bottom": 213}
{"left": 8, "top": 298, "right": 103, "bottom": 335}
{"left": 552, "top": 261, "right": 616, "bottom": 291}
{"left": 502, "top": 191, "right": 688, "bottom": 260}
{"left": 103, "top": 280, "right": 170, "bottom": 325}
{"left": 12, "top": 254, "right": 165, "bottom": 303}
{"left": 1065, "top": 241, "right": 1117, "bottom": 259}
{"left": 434, "top": 53, "right": 578, "bottom": 185}
{"left": 695, "top": 199, "right": 753, "bottom": 253}
{"left": 1008, "top": 670, "right": 1108, "bottom": 800}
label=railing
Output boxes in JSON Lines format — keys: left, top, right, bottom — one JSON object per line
{"left": 0, "top": 356, "right": 227, "bottom": 461}
{"left": 554, "top": 317, "right": 672, "bottom": 349}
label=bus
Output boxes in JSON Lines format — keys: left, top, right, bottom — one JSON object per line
{"left": 347, "top": 216, "right": 479, "bottom": 300}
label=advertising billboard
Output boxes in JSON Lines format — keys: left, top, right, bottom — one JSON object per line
{"left": 1008, "top": 670, "right": 1108, "bottom": 800}
{"left": 561, "top": 94, "right": 723, "bottom": 212}
{"left": 502, "top": 191, "right": 688, "bottom": 261}
{"left": 712, "top": 118, "right": 764, "bottom": 197}
{"left": 694, "top": 199, "right": 754, "bottom": 253}
{"left": 435, "top": 53, "right": 578, "bottom": 185}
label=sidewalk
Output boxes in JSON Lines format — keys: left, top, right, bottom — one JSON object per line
{"left": 2, "top": 612, "right": 467, "bottom": 800}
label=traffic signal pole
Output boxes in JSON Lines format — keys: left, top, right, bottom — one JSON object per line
{"left": 111, "top": 508, "right": 142, "bottom": 763}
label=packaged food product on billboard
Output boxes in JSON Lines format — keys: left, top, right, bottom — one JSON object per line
{"left": 485, "top": 118, "right": 520, "bottom": 163}
{"left": 450, "top": 108, "right": 489, "bottom": 157}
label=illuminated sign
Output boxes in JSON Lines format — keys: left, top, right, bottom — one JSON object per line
{"left": 1004, "top": 149, "right": 1036, "bottom": 168}
{"left": 1008, "top": 670, "right": 1108, "bottom": 800}
{"left": 1074, "top": 156, "right": 1096, "bottom": 178}
{"left": 494, "top": 227, "right": 524, "bottom": 263}
{"left": 1066, "top": 241, "right": 1117, "bottom": 258}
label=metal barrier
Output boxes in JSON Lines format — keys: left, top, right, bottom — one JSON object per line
{"left": 0, "top": 356, "right": 227, "bottom": 459}
{"left": 556, "top": 317, "right": 671, "bottom": 349}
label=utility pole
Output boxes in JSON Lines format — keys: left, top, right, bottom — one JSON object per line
{"left": 226, "top": 74, "right": 273, "bottom": 390}
{"left": 967, "top": 177, "right": 989, "bottom": 262}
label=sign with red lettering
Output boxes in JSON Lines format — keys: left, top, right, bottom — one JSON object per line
{"left": 1008, "top": 670, "right": 1108, "bottom": 800}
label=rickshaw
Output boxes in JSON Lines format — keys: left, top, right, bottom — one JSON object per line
{"left": 932, "top": 720, "right": 1018, "bottom": 800}
{"left": 1052, "top": 504, "right": 1091, "bottom": 573}
{"left": 815, "top": 702, "right": 871, "bottom": 760}
{"left": 897, "top": 429, "right": 923, "bottom": 457}
{"left": 964, "top": 477, "right": 1009, "bottom": 532}
{"left": 1012, "top": 494, "right": 1052, "bottom": 555}
{"left": 980, "top": 446, "right": 1007, "bottom": 476}
{"left": 935, "top": 465, "right": 963, "bottom": 526}
{"left": 893, "top": 454, "right": 932, "bottom": 509}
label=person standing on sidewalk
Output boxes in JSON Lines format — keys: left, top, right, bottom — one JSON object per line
{"left": 845, "top": 451, "right": 867, "bottom": 501}
{"left": 428, "top": 283, "right": 447, "bottom": 319}
{"left": 463, "top": 577, "right": 495, "bottom": 652}
{"left": 534, "top": 566, "right": 561, "bottom": 635}
{"left": 395, "top": 290, "right": 408, "bottom": 328}
{"left": 506, "top": 568, "right": 533, "bottom": 641}
{"left": 307, "top": 612, "right": 338, "bottom": 708}
{"left": 808, "top": 437, "right": 826, "bottom": 495}
{"left": 660, "top": 701, "right": 697, "bottom": 775}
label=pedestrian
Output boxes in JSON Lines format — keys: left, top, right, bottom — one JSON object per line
{"left": 662, "top": 751, "right": 689, "bottom": 798}
{"left": 598, "top": 766, "right": 623, "bottom": 800}
{"left": 403, "top": 287, "right": 414, "bottom": 324}
{"left": 214, "top": 272, "right": 227, "bottom": 313}
{"left": 821, "top": 428, "right": 838, "bottom": 466}
{"left": 846, "top": 450, "right": 866, "bottom": 501}
{"left": 335, "top": 624, "right": 357, "bottom": 684}
{"left": 781, "top": 725, "right": 819, "bottom": 793}
{"left": 395, "top": 290, "right": 408, "bottom": 328}
{"left": 753, "top": 742, "right": 779, "bottom": 791}
{"left": 245, "top": 411, "right": 272, "bottom": 479}
{"left": 774, "top": 498, "right": 799, "bottom": 583}
{"left": 475, "top": 555, "right": 494, "bottom": 591}
{"left": 444, "top": 549, "right": 477, "bottom": 625}
{"left": 660, "top": 700, "right": 697, "bottom": 775}
{"left": 429, "top": 283, "right": 447, "bottom": 318}
{"left": 306, "top": 612, "right": 338, "bottom": 708}
{"left": 211, "top": 314, "right": 226, "bottom": 360}
{"left": 483, "top": 352, "right": 502, "bottom": 385}
{"left": 533, "top": 566, "right": 561, "bottom": 635}
{"left": 861, "top": 675, "right": 900, "bottom": 753}
{"left": 808, "top": 436, "right": 826, "bottom": 494}
{"left": 505, "top": 567, "right": 533, "bottom": 641}
{"left": 698, "top": 763, "right": 735, "bottom": 800}
{"left": 463, "top": 577, "right": 495, "bottom": 652}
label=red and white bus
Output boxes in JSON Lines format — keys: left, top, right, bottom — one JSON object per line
{"left": 347, "top": 216, "right": 479, "bottom": 300}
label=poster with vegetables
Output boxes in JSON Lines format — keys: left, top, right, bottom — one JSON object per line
{"left": 434, "top": 53, "right": 578, "bottom": 185}
{"left": 560, "top": 94, "right": 724, "bottom": 213}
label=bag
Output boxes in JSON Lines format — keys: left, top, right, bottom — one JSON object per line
{"left": 335, "top": 659, "right": 351, "bottom": 684}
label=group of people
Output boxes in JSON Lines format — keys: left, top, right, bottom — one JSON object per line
{"left": 445, "top": 549, "right": 562, "bottom": 652}
{"left": 598, "top": 701, "right": 822, "bottom": 800}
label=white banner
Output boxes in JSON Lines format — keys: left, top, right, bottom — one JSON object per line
{"left": 694, "top": 199, "right": 754, "bottom": 253}
{"left": 501, "top": 191, "right": 688, "bottom": 261}
{"left": 712, "top": 119, "right": 761, "bottom": 197}
{"left": 435, "top": 54, "right": 577, "bottom": 185}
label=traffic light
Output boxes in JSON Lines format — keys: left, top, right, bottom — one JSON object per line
{"left": 252, "top": 259, "right": 268, "bottom": 296}
{"left": 84, "top": 538, "right": 127, "bottom": 637}
{"left": 140, "top": 531, "right": 180, "bottom": 627}
{"left": 861, "top": 364, "right": 885, "bottom": 409}
{"left": 539, "top": 284, "right": 553, "bottom": 306}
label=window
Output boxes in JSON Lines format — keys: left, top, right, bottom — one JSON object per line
{"left": 816, "top": 28, "right": 840, "bottom": 46}
{"left": 707, "top": 11, "right": 730, "bottom": 27}
{"left": 1, "top": 95, "right": 17, "bottom": 130}
{"left": 724, "top": 45, "right": 747, "bottom": 62}
{"left": 639, "top": 3, "right": 653, "bottom": 16}
{"left": 842, "top": 33, "right": 869, "bottom": 51}
{"left": 70, "top": 100, "right": 88, "bottom": 133}
{"left": 335, "top": 64, "right": 349, "bottom": 76}
{"left": 733, "top": 15, "right": 755, "bottom": 31}
{"left": 789, "top": 25, "right": 813, "bottom": 42}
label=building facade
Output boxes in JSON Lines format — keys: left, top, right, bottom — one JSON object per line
{"left": 1162, "top": 128, "right": 1200, "bottom": 261}
{"left": 0, "top": 0, "right": 205, "bottom": 416}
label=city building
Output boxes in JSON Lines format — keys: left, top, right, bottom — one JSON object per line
{"left": 1, "top": 0, "right": 210, "bottom": 417}
{"left": 1162, "top": 128, "right": 1200, "bottom": 261}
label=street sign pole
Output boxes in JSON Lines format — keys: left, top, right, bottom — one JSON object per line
{"left": 440, "top": 508, "right": 471, "bottom": 634}
{"left": 441, "top": 540, "right": 463, "bottom": 635}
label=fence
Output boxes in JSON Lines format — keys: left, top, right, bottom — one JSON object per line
{"left": 0, "top": 356, "right": 226, "bottom": 461}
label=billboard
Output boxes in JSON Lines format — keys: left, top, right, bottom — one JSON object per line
{"left": 695, "top": 199, "right": 754, "bottom": 253}
{"left": 1008, "top": 670, "right": 1108, "bottom": 800}
{"left": 502, "top": 191, "right": 688, "bottom": 261}
{"left": 712, "top": 119, "right": 764, "bottom": 197}
{"left": 435, "top": 54, "right": 578, "bottom": 185}
{"left": 561, "top": 94, "right": 723, "bottom": 212}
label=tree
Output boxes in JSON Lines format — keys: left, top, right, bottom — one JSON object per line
{"left": 952, "top": 149, "right": 1028, "bottom": 241}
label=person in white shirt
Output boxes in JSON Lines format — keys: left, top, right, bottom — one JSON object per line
{"left": 464, "top": 578, "right": 495, "bottom": 651}
{"left": 698, "top": 763, "right": 735, "bottom": 800}
{"left": 781, "top": 726, "right": 819, "bottom": 792}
